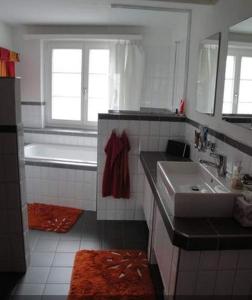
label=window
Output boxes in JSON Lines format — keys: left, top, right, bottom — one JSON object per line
{"left": 223, "top": 49, "right": 252, "bottom": 114}
{"left": 44, "top": 41, "right": 111, "bottom": 128}
{"left": 238, "top": 56, "right": 252, "bottom": 113}
{"left": 87, "top": 49, "right": 110, "bottom": 122}
{"left": 51, "top": 49, "right": 82, "bottom": 121}
{"left": 223, "top": 56, "right": 235, "bottom": 114}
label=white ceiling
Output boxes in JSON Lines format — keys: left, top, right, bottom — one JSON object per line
{"left": 0, "top": 0, "right": 212, "bottom": 26}
{"left": 230, "top": 17, "right": 252, "bottom": 35}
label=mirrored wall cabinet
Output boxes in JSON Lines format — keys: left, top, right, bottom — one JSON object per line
{"left": 222, "top": 17, "right": 252, "bottom": 131}
{"left": 196, "top": 33, "right": 221, "bottom": 115}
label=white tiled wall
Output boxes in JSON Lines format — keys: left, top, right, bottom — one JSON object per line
{"left": 141, "top": 40, "right": 187, "bottom": 111}
{"left": 24, "top": 132, "right": 97, "bottom": 148}
{"left": 25, "top": 165, "right": 97, "bottom": 211}
{"left": 142, "top": 45, "right": 174, "bottom": 109}
{"left": 97, "top": 118, "right": 185, "bottom": 220}
{"left": 185, "top": 122, "right": 252, "bottom": 176}
{"left": 21, "top": 105, "right": 44, "bottom": 128}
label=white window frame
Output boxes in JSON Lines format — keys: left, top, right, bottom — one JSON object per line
{"left": 43, "top": 40, "right": 113, "bottom": 129}
{"left": 224, "top": 47, "right": 252, "bottom": 114}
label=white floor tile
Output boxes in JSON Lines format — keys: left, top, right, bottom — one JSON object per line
{"left": 43, "top": 284, "right": 70, "bottom": 295}
{"left": 56, "top": 240, "right": 80, "bottom": 252}
{"left": 14, "top": 283, "right": 45, "bottom": 296}
{"left": 21, "top": 267, "right": 50, "bottom": 284}
{"left": 47, "top": 267, "right": 73, "bottom": 284}
{"left": 30, "top": 252, "right": 55, "bottom": 267}
{"left": 34, "top": 240, "right": 58, "bottom": 252}
{"left": 52, "top": 253, "right": 76, "bottom": 267}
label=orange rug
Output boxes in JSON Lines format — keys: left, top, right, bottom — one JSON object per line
{"left": 28, "top": 203, "right": 83, "bottom": 233}
{"left": 68, "top": 250, "right": 156, "bottom": 300}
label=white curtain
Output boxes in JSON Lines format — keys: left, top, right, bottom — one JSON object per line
{"left": 196, "top": 44, "right": 219, "bottom": 114}
{"left": 110, "top": 40, "right": 145, "bottom": 111}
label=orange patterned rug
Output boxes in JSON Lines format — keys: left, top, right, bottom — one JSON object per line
{"left": 28, "top": 203, "right": 83, "bottom": 233}
{"left": 68, "top": 250, "right": 156, "bottom": 300}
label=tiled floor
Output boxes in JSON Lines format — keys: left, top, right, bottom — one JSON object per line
{"left": 10, "top": 211, "right": 161, "bottom": 299}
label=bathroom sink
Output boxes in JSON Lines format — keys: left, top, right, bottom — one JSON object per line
{"left": 157, "top": 161, "right": 237, "bottom": 218}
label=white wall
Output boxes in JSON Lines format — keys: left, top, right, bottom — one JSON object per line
{"left": 97, "top": 119, "right": 185, "bottom": 220}
{"left": 25, "top": 165, "right": 97, "bottom": 211}
{"left": 0, "top": 21, "right": 14, "bottom": 50}
{"left": 141, "top": 14, "right": 188, "bottom": 110}
{"left": 186, "top": 0, "right": 252, "bottom": 147}
{"left": 14, "top": 18, "right": 188, "bottom": 116}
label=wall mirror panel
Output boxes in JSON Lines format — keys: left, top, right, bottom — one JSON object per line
{"left": 222, "top": 17, "right": 252, "bottom": 131}
{"left": 196, "top": 33, "right": 221, "bottom": 115}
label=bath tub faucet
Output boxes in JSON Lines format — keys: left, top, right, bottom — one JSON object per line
{"left": 200, "top": 153, "right": 227, "bottom": 178}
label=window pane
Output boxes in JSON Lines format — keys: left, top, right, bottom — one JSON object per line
{"left": 52, "top": 73, "right": 81, "bottom": 97}
{"left": 87, "top": 49, "right": 110, "bottom": 122}
{"left": 52, "top": 49, "right": 82, "bottom": 73}
{"left": 222, "top": 102, "right": 233, "bottom": 114}
{"left": 52, "top": 97, "right": 81, "bottom": 120}
{"left": 225, "top": 56, "right": 235, "bottom": 79}
{"left": 240, "top": 57, "right": 252, "bottom": 80}
{"left": 238, "top": 80, "right": 252, "bottom": 102}
{"left": 88, "top": 74, "right": 109, "bottom": 98}
{"left": 237, "top": 102, "right": 252, "bottom": 114}
{"left": 223, "top": 79, "right": 234, "bottom": 102}
{"left": 89, "top": 49, "right": 110, "bottom": 74}
{"left": 88, "top": 98, "right": 108, "bottom": 122}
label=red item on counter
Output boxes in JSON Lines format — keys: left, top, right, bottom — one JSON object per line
{"left": 179, "top": 99, "right": 185, "bottom": 114}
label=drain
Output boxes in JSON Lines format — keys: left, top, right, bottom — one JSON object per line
{"left": 191, "top": 186, "right": 200, "bottom": 191}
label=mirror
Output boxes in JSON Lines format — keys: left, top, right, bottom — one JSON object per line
{"left": 222, "top": 17, "right": 252, "bottom": 131}
{"left": 196, "top": 33, "right": 221, "bottom": 115}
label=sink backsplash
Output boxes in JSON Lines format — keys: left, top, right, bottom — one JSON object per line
{"left": 185, "top": 121, "right": 252, "bottom": 177}
{"left": 97, "top": 113, "right": 252, "bottom": 220}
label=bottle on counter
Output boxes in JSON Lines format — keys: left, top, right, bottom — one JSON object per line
{"left": 231, "top": 162, "right": 243, "bottom": 190}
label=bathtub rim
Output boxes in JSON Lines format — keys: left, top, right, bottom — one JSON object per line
{"left": 24, "top": 143, "right": 97, "bottom": 171}
{"left": 25, "top": 158, "right": 97, "bottom": 171}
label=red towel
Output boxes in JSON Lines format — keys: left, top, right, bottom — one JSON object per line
{"left": 6, "top": 61, "right": 15, "bottom": 77}
{"left": 102, "top": 130, "right": 130, "bottom": 199}
{"left": 0, "top": 47, "right": 10, "bottom": 61}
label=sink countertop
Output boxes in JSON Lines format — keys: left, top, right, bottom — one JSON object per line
{"left": 140, "top": 151, "right": 252, "bottom": 251}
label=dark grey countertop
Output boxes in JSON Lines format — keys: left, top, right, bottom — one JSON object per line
{"left": 98, "top": 111, "right": 186, "bottom": 122}
{"left": 140, "top": 151, "right": 252, "bottom": 251}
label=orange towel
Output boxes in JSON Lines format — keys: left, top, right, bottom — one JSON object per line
{"left": 0, "top": 61, "right": 7, "bottom": 77}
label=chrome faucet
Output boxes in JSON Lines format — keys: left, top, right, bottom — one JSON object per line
{"left": 200, "top": 153, "right": 227, "bottom": 177}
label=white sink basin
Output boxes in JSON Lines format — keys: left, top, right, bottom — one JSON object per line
{"left": 157, "top": 161, "right": 236, "bottom": 218}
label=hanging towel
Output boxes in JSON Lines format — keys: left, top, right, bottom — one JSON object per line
{"left": 0, "top": 60, "right": 7, "bottom": 77}
{"left": 102, "top": 131, "right": 123, "bottom": 197}
{"left": 0, "top": 47, "right": 10, "bottom": 61}
{"left": 102, "top": 130, "right": 130, "bottom": 199}
{"left": 0, "top": 47, "right": 19, "bottom": 77}
{"left": 6, "top": 61, "right": 15, "bottom": 77}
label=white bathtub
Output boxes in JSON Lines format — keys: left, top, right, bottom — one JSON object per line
{"left": 24, "top": 143, "right": 97, "bottom": 165}
{"left": 24, "top": 143, "right": 97, "bottom": 210}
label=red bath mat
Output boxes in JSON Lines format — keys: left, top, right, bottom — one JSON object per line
{"left": 68, "top": 250, "right": 156, "bottom": 300}
{"left": 28, "top": 203, "right": 83, "bottom": 233}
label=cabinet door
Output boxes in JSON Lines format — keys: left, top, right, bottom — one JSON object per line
{"left": 143, "top": 176, "right": 154, "bottom": 230}
{"left": 153, "top": 206, "right": 179, "bottom": 296}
